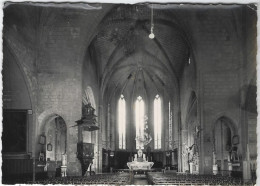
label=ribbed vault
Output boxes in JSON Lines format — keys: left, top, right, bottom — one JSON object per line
{"left": 90, "top": 4, "right": 191, "bottom": 101}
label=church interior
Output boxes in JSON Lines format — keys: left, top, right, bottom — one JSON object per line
{"left": 2, "top": 2, "right": 257, "bottom": 185}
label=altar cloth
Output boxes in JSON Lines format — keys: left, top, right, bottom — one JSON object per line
{"left": 127, "top": 161, "right": 154, "bottom": 170}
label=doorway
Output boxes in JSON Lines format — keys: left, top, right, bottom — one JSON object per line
{"left": 213, "top": 117, "right": 233, "bottom": 175}
{"left": 44, "top": 115, "right": 67, "bottom": 178}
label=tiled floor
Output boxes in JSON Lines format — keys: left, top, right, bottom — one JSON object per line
{"left": 133, "top": 174, "right": 149, "bottom": 185}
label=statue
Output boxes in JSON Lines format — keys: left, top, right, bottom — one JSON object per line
{"left": 39, "top": 151, "right": 45, "bottom": 162}
{"left": 135, "top": 115, "right": 152, "bottom": 150}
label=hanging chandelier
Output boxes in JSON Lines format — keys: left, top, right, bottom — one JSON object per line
{"left": 149, "top": 4, "right": 155, "bottom": 39}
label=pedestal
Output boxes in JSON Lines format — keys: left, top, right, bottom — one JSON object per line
{"left": 243, "top": 161, "right": 251, "bottom": 182}
{"left": 189, "top": 162, "right": 193, "bottom": 174}
{"left": 61, "top": 166, "right": 67, "bottom": 177}
{"left": 213, "top": 165, "right": 218, "bottom": 175}
{"left": 228, "top": 162, "right": 232, "bottom": 177}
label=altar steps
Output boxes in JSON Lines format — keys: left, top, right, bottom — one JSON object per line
{"left": 133, "top": 174, "right": 149, "bottom": 185}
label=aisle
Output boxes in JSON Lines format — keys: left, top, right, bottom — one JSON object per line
{"left": 133, "top": 174, "right": 149, "bottom": 185}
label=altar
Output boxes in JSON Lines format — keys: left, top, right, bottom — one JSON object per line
{"left": 127, "top": 161, "right": 154, "bottom": 170}
{"left": 127, "top": 148, "right": 154, "bottom": 171}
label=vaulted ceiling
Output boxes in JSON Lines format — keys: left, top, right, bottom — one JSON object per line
{"left": 4, "top": 3, "right": 248, "bottom": 103}
{"left": 90, "top": 5, "right": 190, "bottom": 101}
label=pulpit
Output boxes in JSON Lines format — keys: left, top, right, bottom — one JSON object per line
{"left": 75, "top": 103, "right": 99, "bottom": 176}
{"left": 77, "top": 142, "right": 94, "bottom": 176}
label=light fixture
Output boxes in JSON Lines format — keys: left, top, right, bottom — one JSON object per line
{"left": 149, "top": 4, "right": 155, "bottom": 39}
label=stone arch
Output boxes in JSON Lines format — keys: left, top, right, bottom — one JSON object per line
{"left": 37, "top": 111, "right": 67, "bottom": 164}
{"left": 44, "top": 115, "right": 67, "bottom": 161}
{"left": 3, "top": 38, "right": 37, "bottom": 156}
{"left": 212, "top": 116, "right": 237, "bottom": 173}
{"left": 3, "top": 34, "right": 37, "bottom": 113}
{"left": 38, "top": 109, "right": 68, "bottom": 135}
{"left": 212, "top": 115, "right": 237, "bottom": 137}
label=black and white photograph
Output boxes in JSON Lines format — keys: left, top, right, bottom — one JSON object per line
{"left": 1, "top": 1, "right": 258, "bottom": 185}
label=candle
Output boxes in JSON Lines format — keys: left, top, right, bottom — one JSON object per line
{"left": 134, "top": 154, "right": 137, "bottom": 161}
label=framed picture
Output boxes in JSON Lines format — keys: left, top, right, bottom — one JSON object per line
{"left": 232, "top": 135, "right": 239, "bottom": 145}
{"left": 39, "top": 135, "right": 46, "bottom": 145}
{"left": 47, "top": 143, "right": 52, "bottom": 151}
{"left": 2, "top": 110, "right": 27, "bottom": 153}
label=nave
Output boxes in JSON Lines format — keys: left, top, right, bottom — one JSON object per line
{"left": 2, "top": 2, "right": 257, "bottom": 185}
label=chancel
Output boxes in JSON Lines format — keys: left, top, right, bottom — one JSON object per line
{"left": 2, "top": 2, "right": 257, "bottom": 185}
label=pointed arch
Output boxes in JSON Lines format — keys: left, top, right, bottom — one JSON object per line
{"left": 118, "top": 94, "right": 126, "bottom": 149}
{"left": 154, "top": 94, "right": 162, "bottom": 149}
{"left": 135, "top": 96, "right": 145, "bottom": 149}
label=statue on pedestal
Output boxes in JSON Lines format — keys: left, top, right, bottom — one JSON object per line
{"left": 135, "top": 115, "right": 152, "bottom": 152}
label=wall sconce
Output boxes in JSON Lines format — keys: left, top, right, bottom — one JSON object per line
{"left": 47, "top": 143, "right": 52, "bottom": 151}
{"left": 39, "top": 135, "right": 46, "bottom": 145}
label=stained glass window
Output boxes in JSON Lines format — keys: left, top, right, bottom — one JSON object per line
{"left": 169, "top": 101, "right": 173, "bottom": 149}
{"left": 135, "top": 96, "right": 144, "bottom": 149}
{"left": 118, "top": 95, "right": 126, "bottom": 149}
{"left": 154, "top": 95, "right": 162, "bottom": 149}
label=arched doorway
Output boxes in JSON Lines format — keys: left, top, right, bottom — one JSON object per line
{"left": 213, "top": 117, "right": 234, "bottom": 175}
{"left": 43, "top": 115, "right": 67, "bottom": 177}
